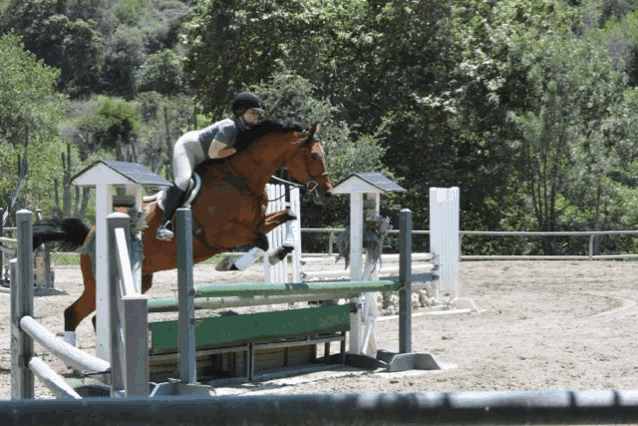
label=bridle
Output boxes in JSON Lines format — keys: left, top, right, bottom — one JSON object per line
{"left": 301, "top": 135, "right": 330, "bottom": 199}
{"left": 266, "top": 132, "right": 331, "bottom": 200}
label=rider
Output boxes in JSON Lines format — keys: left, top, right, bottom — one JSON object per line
{"left": 156, "top": 92, "right": 266, "bottom": 241}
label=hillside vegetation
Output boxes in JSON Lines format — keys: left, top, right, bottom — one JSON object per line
{"left": 2, "top": 0, "right": 638, "bottom": 256}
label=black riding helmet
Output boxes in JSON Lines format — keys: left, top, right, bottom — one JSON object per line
{"left": 232, "top": 92, "right": 265, "bottom": 116}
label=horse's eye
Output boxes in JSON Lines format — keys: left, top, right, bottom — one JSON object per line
{"left": 311, "top": 153, "right": 321, "bottom": 161}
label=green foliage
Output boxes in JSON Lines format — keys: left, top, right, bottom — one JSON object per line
{"left": 96, "top": 97, "right": 139, "bottom": 144}
{"left": 252, "top": 70, "right": 388, "bottom": 184}
{"left": 183, "top": 0, "right": 372, "bottom": 118}
{"left": 0, "top": 34, "right": 66, "bottom": 140}
{"left": 8, "top": 0, "right": 638, "bottom": 257}
{"left": 1, "top": 0, "right": 193, "bottom": 98}
{"left": 0, "top": 34, "right": 68, "bottom": 219}
{"left": 251, "top": 69, "right": 388, "bottom": 239}
{"left": 101, "top": 26, "right": 145, "bottom": 98}
{"left": 59, "top": 18, "right": 104, "bottom": 97}
{"left": 506, "top": 34, "right": 629, "bottom": 240}
{"left": 132, "top": 92, "right": 196, "bottom": 177}
{"left": 0, "top": 0, "right": 104, "bottom": 98}
{"left": 138, "top": 49, "right": 184, "bottom": 95}
{"left": 114, "top": 0, "right": 147, "bottom": 25}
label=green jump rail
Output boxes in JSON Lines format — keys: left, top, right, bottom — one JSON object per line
{"left": 195, "top": 280, "right": 401, "bottom": 297}
{"left": 147, "top": 280, "right": 401, "bottom": 313}
{"left": 147, "top": 281, "right": 401, "bottom": 357}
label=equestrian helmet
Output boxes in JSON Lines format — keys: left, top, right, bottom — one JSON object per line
{"left": 232, "top": 92, "right": 263, "bottom": 115}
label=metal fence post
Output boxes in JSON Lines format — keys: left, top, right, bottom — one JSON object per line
{"left": 177, "top": 208, "right": 196, "bottom": 384}
{"left": 399, "top": 208, "right": 412, "bottom": 354}
{"left": 108, "top": 213, "right": 129, "bottom": 396}
{"left": 11, "top": 210, "right": 34, "bottom": 399}
{"left": 108, "top": 212, "right": 149, "bottom": 397}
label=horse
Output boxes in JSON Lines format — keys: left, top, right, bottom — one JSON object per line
{"left": 33, "top": 119, "right": 334, "bottom": 344}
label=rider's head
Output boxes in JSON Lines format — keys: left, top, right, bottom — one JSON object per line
{"left": 232, "top": 92, "right": 265, "bottom": 127}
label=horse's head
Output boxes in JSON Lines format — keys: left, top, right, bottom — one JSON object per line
{"left": 286, "top": 122, "right": 334, "bottom": 205}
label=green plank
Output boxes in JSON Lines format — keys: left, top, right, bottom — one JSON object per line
{"left": 195, "top": 280, "right": 400, "bottom": 298}
{"left": 149, "top": 304, "right": 354, "bottom": 354}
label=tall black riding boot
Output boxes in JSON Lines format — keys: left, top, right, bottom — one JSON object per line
{"left": 156, "top": 185, "right": 186, "bottom": 241}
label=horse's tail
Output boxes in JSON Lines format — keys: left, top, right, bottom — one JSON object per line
{"left": 32, "top": 217, "right": 91, "bottom": 252}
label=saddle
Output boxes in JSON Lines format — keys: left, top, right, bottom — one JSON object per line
{"left": 179, "top": 173, "right": 202, "bottom": 210}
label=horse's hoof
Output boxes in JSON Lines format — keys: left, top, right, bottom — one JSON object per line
{"left": 215, "top": 256, "right": 234, "bottom": 271}
{"left": 286, "top": 209, "right": 297, "bottom": 221}
{"left": 254, "top": 233, "right": 269, "bottom": 251}
{"left": 156, "top": 228, "right": 174, "bottom": 241}
{"left": 268, "top": 245, "right": 294, "bottom": 265}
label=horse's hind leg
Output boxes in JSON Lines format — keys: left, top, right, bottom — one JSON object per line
{"left": 141, "top": 272, "right": 153, "bottom": 293}
{"left": 63, "top": 254, "right": 97, "bottom": 347}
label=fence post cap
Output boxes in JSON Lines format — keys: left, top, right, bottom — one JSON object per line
{"left": 107, "top": 212, "right": 130, "bottom": 220}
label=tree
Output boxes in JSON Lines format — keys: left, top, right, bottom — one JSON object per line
{"left": 60, "top": 18, "right": 104, "bottom": 97}
{"left": 95, "top": 97, "right": 140, "bottom": 149}
{"left": 0, "top": 34, "right": 67, "bottom": 219}
{"left": 101, "top": 26, "right": 145, "bottom": 98}
{"left": 138, "top": 49, "right": 184, "bottom": 95}
{"left": 506, "top": 34, "right": 631, "bottom": 251}
{"left": 183, "top": 0, "right": 375, "bottom": 119}
{"left": 0, "top": 0, "right": 104, "bottom": 97}
{"left": 0, "top": 34, "right": 66, "bottom": 141}
{"left": 250, "top": 69, "right": 388, "bottom": 246}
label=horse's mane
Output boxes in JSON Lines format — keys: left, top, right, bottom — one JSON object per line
{"left": 233, "top": 119, "right": 310, "bottom": 152}
{"left": 196, "top": 119, "right": 310, "bottom": 173}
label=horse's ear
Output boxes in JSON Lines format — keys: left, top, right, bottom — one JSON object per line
{"left": 311, "top": 122, "right": 323, "bottom": 135}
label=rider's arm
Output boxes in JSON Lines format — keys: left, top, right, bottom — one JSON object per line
{"left": 208, "top": 139, "right": 237, "bottom": 159}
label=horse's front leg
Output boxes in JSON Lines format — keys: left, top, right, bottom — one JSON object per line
{"left": 258, "top": 209, "right": 298, "bottom": 266}
{"left": 258, "top": 209, "right": 297, "bottom": 235}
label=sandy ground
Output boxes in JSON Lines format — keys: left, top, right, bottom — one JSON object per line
{"left": 1, "top": 257, "right": 637, "bottom": 399}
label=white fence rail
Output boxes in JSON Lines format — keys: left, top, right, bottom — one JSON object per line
{"left": 302, "top": 229, "right": 638, "bottom": 260}
{"left": 11, "top": 209, "right": 149, "bottom": 401}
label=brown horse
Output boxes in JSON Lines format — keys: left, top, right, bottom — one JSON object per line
{"left": 33, "top": 119, "right": 334, "bottom": 340}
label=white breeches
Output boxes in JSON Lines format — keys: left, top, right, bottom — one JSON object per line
{"left": 173, "top": 130, "right": 207, "bottom": 191}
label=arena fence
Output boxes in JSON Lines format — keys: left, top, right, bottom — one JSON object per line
{"left": 0, "top": 390, "right": 637, "bottom": 425}
{"left": 303, "top": 229, "right": 638, "bottom": 260}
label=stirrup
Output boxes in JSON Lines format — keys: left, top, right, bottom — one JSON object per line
{"left": 156, "top": 225, "right": 174, "bottom": 241}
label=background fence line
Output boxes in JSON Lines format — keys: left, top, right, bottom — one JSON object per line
{"left": 301, "top": 228, "right": 638, "bottom": 260}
